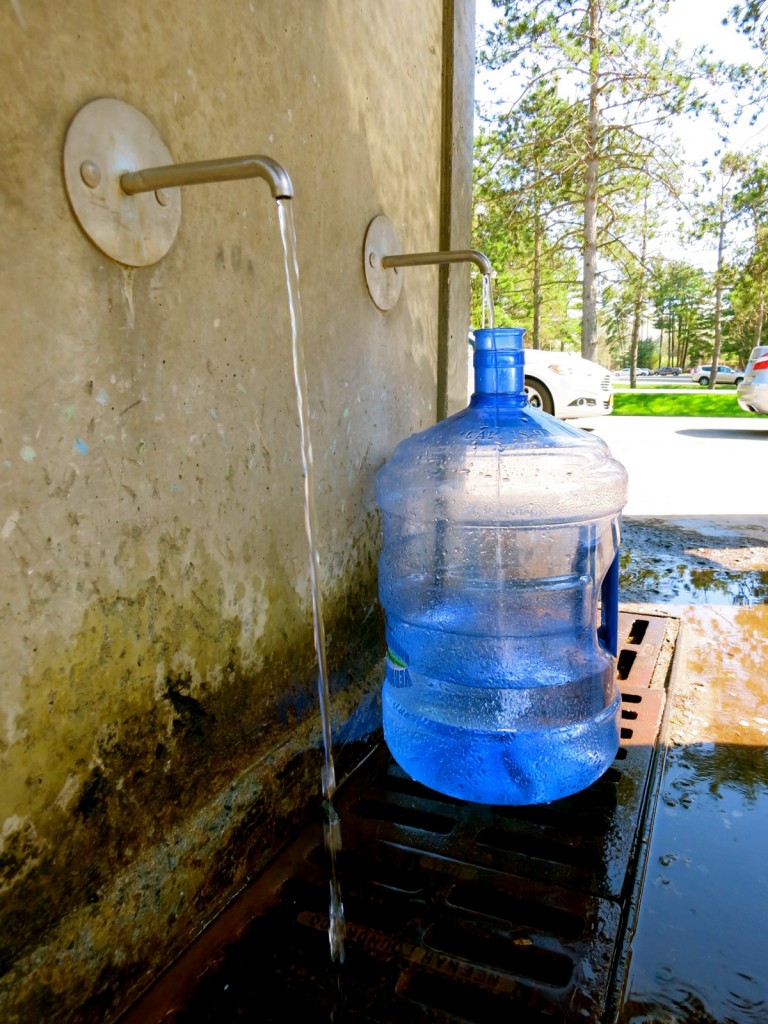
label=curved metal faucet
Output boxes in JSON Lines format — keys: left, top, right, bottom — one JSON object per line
{"left": 121, "top": 155, "right": 294, "bottom": 201}
{"left": 363, "top": 215, "right": 493, "bottom": 311}
{"left": 380, "top": 248, "right": 492, "bottom": 277}
{"left": 63, "top": 98, "right": 294, "bottom": 266}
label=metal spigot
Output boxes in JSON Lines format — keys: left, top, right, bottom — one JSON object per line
{"left": 63, "top": 98, "right": 294, "bottom": 267}
{"left": 363, "top": 215, "right": 493, "bottom": 311}
{"left": 380, "top": 249, "right": 492, "bottom": 276}
{"left": 121, "top": 155, "right": 294, "bottom": 201}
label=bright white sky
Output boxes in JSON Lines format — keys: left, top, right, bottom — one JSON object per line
{"left": 474, "top": 0, "right": 768, "bottom": 269}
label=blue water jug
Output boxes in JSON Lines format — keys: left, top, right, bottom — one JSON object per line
{"left": 376, "top": 328, "right": 628, "bottom": 805}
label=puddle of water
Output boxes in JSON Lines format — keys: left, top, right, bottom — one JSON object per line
{"left": 620, "top": 742, "right": 768, "bottom": 1024}
{"left": 620, "top": 552, "right": 768, "bottom": 606}
{"left": 619, "top": 602, "right": 768, "bottom": 1022}
{"left": 619, "top": 548, "right": 768, "bottom": 607}
{"left": 672, "top": 604, "right": 768, "bottom": 747}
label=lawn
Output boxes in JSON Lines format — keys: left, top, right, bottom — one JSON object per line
{"left": 612, "top": 389, "right": 753, "bottom": 417}
{"left": 611, "top": 380, "right": 683, "bottom": 391}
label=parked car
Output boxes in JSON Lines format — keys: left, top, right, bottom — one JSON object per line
{"left": 614, "top": 366, "right": 651, "bottom": 377}
{"left": 690, "top": 364, "right": 745, "bottom": 386}
{"left": 654, "top": 366, "right": 682, "bottom": 376}
{"left": 522, "top": 349, "right": 613, "bottom": 419}
{"left": 737, "top": 345, "right": 768, "bottom": 414}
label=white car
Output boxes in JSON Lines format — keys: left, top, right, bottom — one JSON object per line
{"left": 737, "top": 345, "right": 768, "bottom": 414}
{"left": 522, "top": 349, "right": 613, "bottom": 419}
{"left": 614, "top": 366, "right": 650, "bottom": 377}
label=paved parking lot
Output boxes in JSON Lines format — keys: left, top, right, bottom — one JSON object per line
{"left": 584, "top": 414, "right": 768, "bottom": 518}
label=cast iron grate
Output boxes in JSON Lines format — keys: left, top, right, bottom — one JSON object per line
{"left": 120, "top": 612, "right": 671, "bottom": 1024}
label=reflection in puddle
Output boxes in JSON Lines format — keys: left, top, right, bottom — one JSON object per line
{"left": 620, "top": 549, "right": 768, "bottom": 606}
{"left": 620, "top": 583, "right": 768, "bottom": 1021}
{"left": 620, "top": 742, "right": 768, "bottom": 1024}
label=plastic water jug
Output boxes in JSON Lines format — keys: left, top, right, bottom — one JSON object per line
{"left": 376, "top": 327, "right": 628, "bottom": 805}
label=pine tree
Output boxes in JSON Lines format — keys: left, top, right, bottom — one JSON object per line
{"left": 473, "top": 84, "right": 582, "bottom": 346}
{"left": 480, "top": 0, "right": 709, "bottom": 360}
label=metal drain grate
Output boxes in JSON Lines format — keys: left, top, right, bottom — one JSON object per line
{"left": 121, "top": 612, "right": 673, "bottom": 1024}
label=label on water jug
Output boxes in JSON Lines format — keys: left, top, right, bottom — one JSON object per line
{"left": 386, "top": 650, "right": 411, "bottom": 688}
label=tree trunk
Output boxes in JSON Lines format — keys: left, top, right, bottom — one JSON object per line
{"left": 532, "top": 187, "right": 543, "bottom": 348}
{"left": 752, "top": 223, "right": 765, "bottom": 347}
{"left": 628, "top": 192, "right": 649, "bottom": 389}
{"left": 708, "top": 187, "right": 726, "bottom": 391}
{"left": 581, "top": 0, "right": 600, "bottom": 362}
{"left": 754, "top": 295, "right": 765, "bottom": 347}
{"left": 629, "top": 297, "right": 641, "bottom": 389}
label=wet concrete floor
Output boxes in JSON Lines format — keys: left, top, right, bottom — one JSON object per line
{"left": 587, "top": 415, "right": 768, "bottom": 1023}
{"left": 122, "top": 416, "right": 767, "bottom": 1024}
{"left": 618, "top": 527, "right": 768, "bottom": 1023}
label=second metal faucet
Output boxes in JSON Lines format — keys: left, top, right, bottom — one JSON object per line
{"left": 363, "top": 214, "right": 493, "bottom": 311}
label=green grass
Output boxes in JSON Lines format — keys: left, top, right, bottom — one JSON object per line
{"left": 612, "top": 389, "right": 752, "bottom": 417}
{"left": 611, "top": 381, "right": 682, "bottom": 391}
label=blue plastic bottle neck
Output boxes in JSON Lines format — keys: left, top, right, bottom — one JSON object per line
{"left": 472, "top": 327, "right": 527, "bottom": 403}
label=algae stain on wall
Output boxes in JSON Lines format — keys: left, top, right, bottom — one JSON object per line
{"left": 0, "top": 516, "right": 382, "bottom": 975}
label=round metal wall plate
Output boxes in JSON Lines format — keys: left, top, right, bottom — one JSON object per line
{"left": 63, "top": 98, "right": 181, "bottom": 267}
{"left": 363, "top": 215, "right": 403, "bottom": 310}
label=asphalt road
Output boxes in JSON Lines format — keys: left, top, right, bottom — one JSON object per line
{"left": 614, "top": 373, "right": 690, "bottom": 384}
{"left": 614, "top": 375, "right": 732, "bottom": 389}
{"left": 582, "top": 414, "right": 768, "bottom": 519}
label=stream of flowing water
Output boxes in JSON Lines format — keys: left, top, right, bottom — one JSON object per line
{"left": 482, "top": 271, "right": 495, "bottom": 330}
{"left": 268, "top": 238, "right": 496, "bottom": 976}
{"left": 277, "top": 199, "right": 346, "bottom": 969}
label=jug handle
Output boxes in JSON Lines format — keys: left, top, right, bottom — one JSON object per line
{"left": 598, "top": 551, "right": 619, "bottom": 657}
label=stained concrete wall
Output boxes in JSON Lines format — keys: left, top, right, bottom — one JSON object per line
{"left": 0, "top": 1, "right": 475, "bottom": 1020}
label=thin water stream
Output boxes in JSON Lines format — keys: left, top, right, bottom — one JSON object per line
{"left": 481, "top": 272, "right": 495, "bottom": 330}
{"left": 268, "top": 251, "right": 494, "bottom": 974}
{"left": 277, "top": 200, "right": 346, "bottom": 968}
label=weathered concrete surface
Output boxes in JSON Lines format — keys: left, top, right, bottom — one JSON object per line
{"left": 583, "top": 413, "right": 768, "bottom": 517}
{"left": 0, "top": 2, "right": 476, "bottom": 1019}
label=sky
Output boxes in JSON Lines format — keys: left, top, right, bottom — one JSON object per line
{"left": 659, "top": 0, "right": 768, "bottom": 159}
{"left": 473, "top": 0, "right": 768, "bottom": 270}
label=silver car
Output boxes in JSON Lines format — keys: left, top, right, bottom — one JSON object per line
{"left": 737, "top": 345, "right": 768, "bottom": 414}
{"left": 690, "top": 364, "right": 745, "bottom": 386}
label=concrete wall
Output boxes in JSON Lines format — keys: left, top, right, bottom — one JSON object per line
{"left": 0, "top": 1, "right": 475, "bottom": 1020}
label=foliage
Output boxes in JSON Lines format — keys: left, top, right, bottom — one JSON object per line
{"left": 649, "top": 259, "right": 715, "bottom": 368}
{"left": 726, "top": 2, "right": 768, "bottom": 88}
{"left": 728, "top": 152, "right": 768, "bottom": 357}
{"left": 479, "top": 0, "right": 710, "bottom": 361}
{"left": 637, "top": 338, "right": 660, "bottom": 367}
{"left": 472, "top": 86, "right": 583, "bottom": 344}
{"left": 729, "top": 0, "right": 768, "bottom": 45}
{"left": 473, "top": 0, "right": 768, "bottom": 374}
